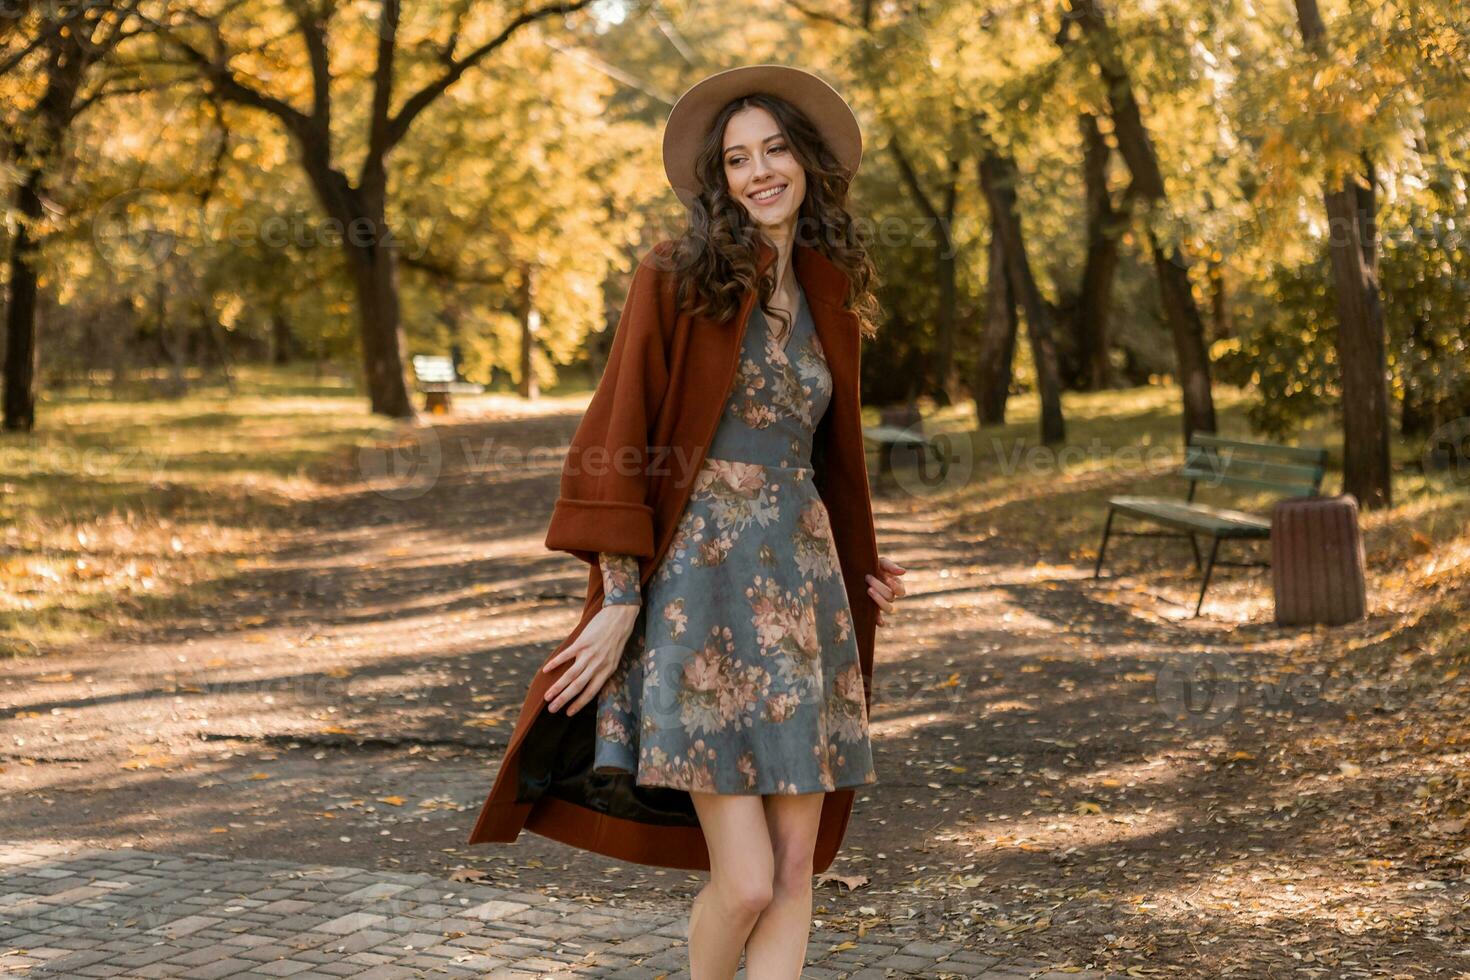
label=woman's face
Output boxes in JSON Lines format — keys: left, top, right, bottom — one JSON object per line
{"left": 721, "top": 105, "right": 806, "bottom": 234}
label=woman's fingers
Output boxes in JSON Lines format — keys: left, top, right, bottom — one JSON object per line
{"left": 566, "top": 666, "right": 613, "bottom": 716}
{"left": 865, "top": 574, "right": 895, "bottom": 610}
{"left": 544, "top": 646, "right": 589, "bottom": 703}
{"left": 547, "top": 657, "right": 592, "bottom": 711}
{"left": 541, "top": 641, "right": 579, "bottom": 674}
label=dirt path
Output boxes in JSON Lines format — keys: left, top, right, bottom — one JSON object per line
{"left": 3, "top": 405, "right": 1467, "bottom": 976}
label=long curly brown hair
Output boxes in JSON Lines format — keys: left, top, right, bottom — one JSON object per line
{"left": 661, "top": 92, "right": 881, "bottom": 340}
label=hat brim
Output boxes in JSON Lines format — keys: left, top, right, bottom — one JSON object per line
{"left": 662, "top": 64, "right": 862, "bottom": 210}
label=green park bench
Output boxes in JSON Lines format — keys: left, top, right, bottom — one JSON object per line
{"left": 1092, "top": 432, "right": 1329, "bottom": 616}
{"left": 863, "top": 403, "right": 943, "bottom": 481}
{"left": 411, "top": 354, "right": 483, "bottom": 414}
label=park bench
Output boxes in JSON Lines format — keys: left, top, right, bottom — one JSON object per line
{"left": 863, "top": 402, "right": 943, "bottom": 481}
{"left": 1092, "top": 432, "right": 1328, "bottom": 616}
{"left": 411, "top": 354, "right": 483, "bottom": 414}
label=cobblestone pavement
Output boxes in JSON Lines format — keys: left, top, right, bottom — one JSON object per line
{"left": 0, "top": 843, "right": 1114, "bottom": 979}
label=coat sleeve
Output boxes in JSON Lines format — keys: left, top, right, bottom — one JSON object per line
{"left": 544, "top": 251, "right": 670, "bottom": 565}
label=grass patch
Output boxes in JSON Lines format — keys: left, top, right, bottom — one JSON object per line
{"left": 1, "top": 365, "right": 406, "bottom": 654}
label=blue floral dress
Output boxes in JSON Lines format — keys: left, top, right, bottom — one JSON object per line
{"left": 592, "top": 282, "right": 877, "bottom": 796}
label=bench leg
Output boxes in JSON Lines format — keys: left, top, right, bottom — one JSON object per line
{"left": 1187, "top": 533, "right": 1202, "bottom": 570}
{"left": 1093, "top": 508, "right": 1116, "bottom": 579}
{"left": 1195, "top": 536, "right": 1222, "bottom": 616}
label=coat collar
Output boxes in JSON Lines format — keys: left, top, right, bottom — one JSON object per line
{"left": 755, "top": 235, "right": 852, "bottom": 311}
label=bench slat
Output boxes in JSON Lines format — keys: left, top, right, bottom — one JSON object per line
{"left": 1108, "top": 495, "right": 1272, "bottom": 537}
{"left": 1189, "top": 432, "right": 1329, "bottom": 464}
{"left": 1178, "top": 467, "right": 1322, "bottom": 497}
{"left": 864, "top": 425, "right": 927, "bottom": 445}
{"left": 1183, "top": 448, "right": 1324, "bottom": 483}
{"left": 412, "top": 355, "right": 482, "bottom": 393}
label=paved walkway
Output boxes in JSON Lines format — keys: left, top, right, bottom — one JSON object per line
{"left": 0, "top": 843, "right": 1106, "bottom": 979}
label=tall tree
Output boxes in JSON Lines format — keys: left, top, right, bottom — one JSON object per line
{"left": 974, "top": 211, "right": 1019, "bottom": 426}
{"left": 3, "top": 1, "right": 143, "bottom": 432}
{"left": 155, "top": 0, "right": 595, "bottom": 419}
{"left": 1293, "top": 0, "right": 1392, "bottom": 508}
{"left": 1061, "top": 0, "right": 1217, "bottom": 441}
{"left": 888, "top": 132, "right": 962, "bottom": 405}
{"left": 978, "top": 148, "right": 1067, "bottom": 445}
{"left": 1072, "top": 112, "right": 1128, "bottom": 391}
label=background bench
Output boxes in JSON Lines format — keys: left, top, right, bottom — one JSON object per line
{"left": 1092, "top": 433, "right": 1329, "bottom": 615}
{"left": 411, "top": 354, "right": 484, "bottom": 414}
{"left": 864, "top": 402, "right": 942, "bottom": 482}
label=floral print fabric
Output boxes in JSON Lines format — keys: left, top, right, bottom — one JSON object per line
{"left": 600, "top": 552, "right": 641, "bottom": 607}
{"left": 592, "top": 284, "right": 877, "bottom": 796}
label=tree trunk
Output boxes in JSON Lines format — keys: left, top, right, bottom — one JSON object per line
{"left": 888, "top": 136, "right": 961, "bottom": 403}
{"left": 933, "top": 233, "right": 959, "bottom": 405}
{"left": 344, "top": 231, "right": 415, "bottom": 418}
{"left": 1321, "top": 176, "right": 1393, "bottom": 507}
{"left": 1073, "top": 113, "right": 1126, "bottom": 391}
{"left": 979, "top": 151, "right": 1066, "bottom": 445}
{"left": 975, "top": 219, "right": 1019, "bottom": 426}
{"left": 271, "top": 308, "right": 295, "bottom": 365}
{"left": 1064, "top": 0, "right": 1217, "bottom": 438}
{"left": 517, "top": 262, "right": 539, "bottom": 400}
{"left": 2, "top": 169, "right": 43, "bottom": 431}
{"left": 1208, "top": 257, "right": 1231, "bottom": 339}
{"left": 1295, "top": 0, "right": 1392, "bottom": 508}
{"left": 1149, "top": 233, "right": 1218, "bottom": 440}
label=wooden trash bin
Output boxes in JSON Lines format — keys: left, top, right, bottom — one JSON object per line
{"left": 1270, "top": 493, "right": 1367, "bottom": 626}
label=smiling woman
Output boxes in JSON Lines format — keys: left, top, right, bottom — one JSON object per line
{"left": 471, "top": 64, "right": 908, "bottom": 980}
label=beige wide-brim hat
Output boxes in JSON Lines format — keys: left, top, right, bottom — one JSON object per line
{"left": 662, "top": 63, "right": 863, "bottom": 210}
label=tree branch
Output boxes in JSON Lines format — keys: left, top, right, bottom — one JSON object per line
{"left": 382, "top": 0, "right": 596, "bottom": 152}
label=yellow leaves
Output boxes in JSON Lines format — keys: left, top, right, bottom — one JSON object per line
{"left": 934, "top": 672, "right": 961, "bottom": 688}
{"left": 319, "top": 725, "right": 358, "bottom": 736}
{"left": 36, "top": 672, "right": 74, "bottom": 683}
{"left": 247, "top": 772, "right": 272, "bottom": 781}
{"left": 464, "top": 717, "right": 501, "bottom": 728}
{"left": 1073, "top": 801, "right": 1103, "bottom": 816}
{"left": 376, "top": 796, "right": 406, "bottom": 807}
{"left": 121, "top": 744, "right": 174, "bottom": 770}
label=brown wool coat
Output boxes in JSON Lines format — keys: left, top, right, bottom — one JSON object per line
{"left": 467, "top": 235, "right": 880, "bottom": 873}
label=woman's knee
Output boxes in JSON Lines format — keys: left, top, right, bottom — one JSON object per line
{"left": 714, "top": 868, "right": 775, "bottom": 917}
{"left": 771, "top": 846, "right": 814, "bottom": 894}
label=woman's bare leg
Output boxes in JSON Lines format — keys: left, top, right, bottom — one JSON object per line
{"left": 688, "top": 790, "right": 774, "bottom": 979}
{"left": 742, "top": 791, "right": 825, "bottom": 978}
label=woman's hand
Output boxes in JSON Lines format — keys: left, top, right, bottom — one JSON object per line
{"left": 865, "top": 555, "right": 908, "bottom": 627}
{"left": 541, "top": 603, "right": 640, "bottom": 715}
